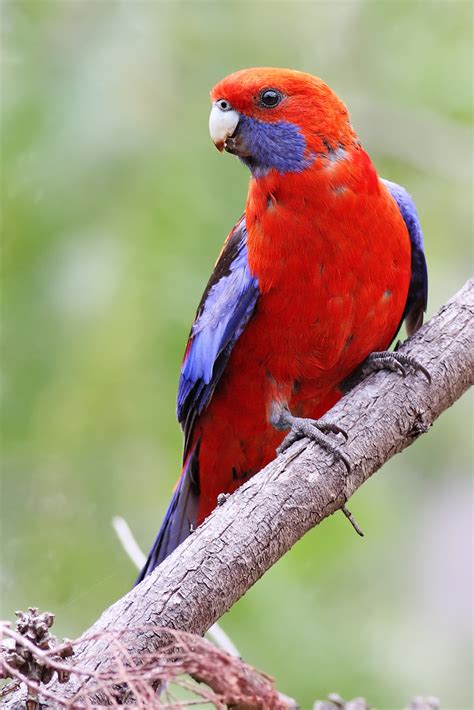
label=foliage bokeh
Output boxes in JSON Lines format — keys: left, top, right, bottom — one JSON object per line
{"left": 1, "top": 1, "right": 472, "bottom": 707}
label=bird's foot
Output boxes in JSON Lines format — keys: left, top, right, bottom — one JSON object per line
{"left": 342, "top": 349, "right": 431, "bottom": 392}
{"left": 271, "top": 408, "right": 350, "bottom": 472}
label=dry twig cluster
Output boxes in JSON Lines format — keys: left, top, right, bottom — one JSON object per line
{"left": 1, "top": 618, "right": 284, "bottom": 709}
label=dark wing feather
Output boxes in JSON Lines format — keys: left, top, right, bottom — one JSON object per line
{"left": 383, "top": 179, "right": 428, "bottom": 336}
{"left": 177, "top": 217, "right": 259, "bottom": 456}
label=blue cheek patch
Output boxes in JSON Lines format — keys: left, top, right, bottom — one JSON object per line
{"left": 238, "top": 115, "right": 314, "bottom": 176}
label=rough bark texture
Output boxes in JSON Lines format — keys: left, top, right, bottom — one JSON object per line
{"left": 4, "top": 279, "right": 474, "bottom": 708}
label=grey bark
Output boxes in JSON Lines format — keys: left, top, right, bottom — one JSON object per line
{"left": 4, "top": 278, "right": 474, "bottom": 708}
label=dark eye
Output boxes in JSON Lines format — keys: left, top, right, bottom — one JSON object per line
{"left": 259, "top": 89, "right": 282, "bottom": 108}
{"left": 217, "top": 99, "right": 232, "bottom": 111}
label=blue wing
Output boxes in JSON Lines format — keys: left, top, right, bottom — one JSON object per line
{"left": 383, "top": 179, "right": 428, "bottom": 336}
{"left": 177, "top": 216, "right": 260, "bottom": 455}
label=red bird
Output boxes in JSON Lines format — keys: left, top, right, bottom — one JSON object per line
{"left": 136, "top": 68, "right": 427, "bottom": 583}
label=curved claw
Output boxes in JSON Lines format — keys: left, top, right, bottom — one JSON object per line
{"left": 394, "top": 353, "right": 432, "bottom": 383}
{"left": 391, "top": 361, "right": 407, "bottom": 377}
{"left": 323, "top": 443, "right": 351, "bottom": 472}
{"left": 318, "top": 420, "right": 349, "bottom": 441}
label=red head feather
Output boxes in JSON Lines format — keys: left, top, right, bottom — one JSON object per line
{"left": 210, "top": 67, "right": 356, "bottom": 156}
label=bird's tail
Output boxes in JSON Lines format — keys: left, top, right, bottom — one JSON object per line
{"left": 134, "top": 442, "right": 200, "bottom": 585}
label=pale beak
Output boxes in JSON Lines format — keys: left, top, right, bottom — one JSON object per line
{"left": 209, "top": 103, "right": 240, "bottom": 152}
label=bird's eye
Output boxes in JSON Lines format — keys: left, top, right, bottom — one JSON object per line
{"left": 217, "top": 99, "right": 232, "bottom": 112}
{"left": 259, "top": 89, "right": 282, "bottom": 108}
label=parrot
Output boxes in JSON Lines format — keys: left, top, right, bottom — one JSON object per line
{"left": 135, "top": 67, "right": 428, "bottom": 584}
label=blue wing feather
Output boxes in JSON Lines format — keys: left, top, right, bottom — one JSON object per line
{"left": 382, "top": 179, "right": 428, "bottom": 336}
{"left": 177, "top": 217, "right": 259, "bottom": 454}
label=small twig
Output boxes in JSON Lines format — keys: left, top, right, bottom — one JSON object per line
{"left": 112, "top": 516, "right": 147, "bottom": 569}
{"left": 1, "top": 656, "right": 64, "bottom": 707}
{"left": 0, "top": 679, "right": 21, "bottom": 698}
{"left": 341, "top": 505, "right": 364, "bottom": 537}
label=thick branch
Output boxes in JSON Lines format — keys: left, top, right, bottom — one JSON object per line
{"left": 5, "top": 279, "right": 473, "bottom": 707}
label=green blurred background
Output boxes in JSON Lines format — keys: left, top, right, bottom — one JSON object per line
{"left": 1, "top": 1, "right": 472, "bottom": 707}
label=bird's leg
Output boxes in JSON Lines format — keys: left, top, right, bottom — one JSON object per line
{"left": 342, "top": 345, "right": 431, "bottom": 393}
{"left": 270, "top": 404, "right": 351, "bottom": 472}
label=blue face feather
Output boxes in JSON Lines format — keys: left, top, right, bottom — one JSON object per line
{"left": 236, "top": 115, "right": 314, "bottom": 176}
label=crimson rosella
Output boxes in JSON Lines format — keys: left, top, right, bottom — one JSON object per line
{"left": 136, "top": 67, "right": 427, "bottom": 583}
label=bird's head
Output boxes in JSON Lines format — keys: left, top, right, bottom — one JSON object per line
{"left": 209, "top": 67, "right": 356, "bottom": 177}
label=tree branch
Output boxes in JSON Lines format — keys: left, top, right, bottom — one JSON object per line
{"left": 4, "top": 279, "right": 473, "bottom": 707}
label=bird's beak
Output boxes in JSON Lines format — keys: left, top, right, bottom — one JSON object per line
{"left": 209, "top": 103, "right": 240, "bottom": 152}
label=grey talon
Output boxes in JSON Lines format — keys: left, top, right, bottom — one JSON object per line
{"left": 272, "top": 409, "right": 351, "bottom": 471}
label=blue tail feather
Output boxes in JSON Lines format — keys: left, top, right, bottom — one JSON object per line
{"left": 134, "top": 442, "right": 200, "bottom": 585}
